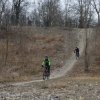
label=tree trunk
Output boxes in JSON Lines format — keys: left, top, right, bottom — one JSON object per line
{"left": 85, "top": 29, "right": 89, "bottom": 72}
{"left": 98, "top": 13, "right": 100, "bottom": 26}
{"left": 5, "top": 26, "right": 9, "bottom": 66}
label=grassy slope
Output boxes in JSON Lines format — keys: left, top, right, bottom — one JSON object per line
{"left": 0, "top": 27, "right": 77, "bottom": 82}
{"left": 0, "top": 27, "right": 99, "bottom": 82}
{"left": 68, "top": 28, "right": 100, "bottom": 77}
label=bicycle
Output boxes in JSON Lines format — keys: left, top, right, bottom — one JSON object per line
{"left": 43, "top": 66, "right": 50, "bottom": 80}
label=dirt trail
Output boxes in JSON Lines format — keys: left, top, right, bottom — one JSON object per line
{"left": 11, "top": 29, "right": 87, "bottom": 86}
{"left": 0, "top": 29, "right": 98, "bottom": 100}
{"left": 50, "top": 30, "right": 85, "bottom": 79}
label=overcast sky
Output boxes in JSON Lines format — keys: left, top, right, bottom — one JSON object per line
{"left": 25, "top": 0, "right": 66, "bottom": 14}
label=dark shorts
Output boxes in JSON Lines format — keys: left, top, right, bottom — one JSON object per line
{"left": 76, "top": 52, "right": 79, "bottom": 57}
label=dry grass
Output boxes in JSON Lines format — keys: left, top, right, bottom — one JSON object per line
{"left": 1, "top": 27, "right": 99, "bottom": 82}
{"left": 0, "top": 27, "right": 76, "bottom": 82}
{"left": 68, "top": 28, "right": 100, "bottom": 77}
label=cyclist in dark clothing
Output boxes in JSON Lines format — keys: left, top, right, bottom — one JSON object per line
{"left": 42, "top": 56, "right": 51, "bottom": 80}
{"left": 74, "top": 47, "right": 80, "bottom": 59}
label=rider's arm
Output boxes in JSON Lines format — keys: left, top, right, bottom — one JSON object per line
{"left": 48, "top": 59, "right": 51, "bottom": 66}
{"left": 42, "top": 61, "right": 44, "bottom": 67}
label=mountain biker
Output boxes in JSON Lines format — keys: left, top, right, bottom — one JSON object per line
{"left": 42, "top": 56, "right": 51, "bottom": 79}
{"left": 74, "top": 47, "right": 80, "bottom": 59}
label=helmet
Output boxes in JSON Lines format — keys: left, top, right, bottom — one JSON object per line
{"left": 45, "top": 56, "right": 48, "bottom": 60}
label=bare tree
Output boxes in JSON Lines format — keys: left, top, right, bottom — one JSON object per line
{"left": 2, "top": 5, "right": 11, "bottom": 66}
{"left": 64, "top": 0, "right": 72, "bottom": 27}
{"left": 0, "top": 0, "right": 8, "bottom": 27}
{"left": 12, "top": 0, "right": 29, "bottom": 25}
{"left": 84, "top": 28, "right": 89, "bottom": 72}
{"left": 77, "top": 0, "right": 85, "bottom": 28}
{"left": 73, "top": 0, "right": 93, "bottom": 28}
{"left": 36, "top": 0, "right": 62, "bottom": 27}
{"left": 84, "top": 0, "right": 92, "bottom": 71}
{"left": 92, "top": 0, "right": 100, "bottom": 26}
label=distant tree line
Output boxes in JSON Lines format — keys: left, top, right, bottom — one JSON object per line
{"left": 0, "top": 0, "right": 100, "bottom": 28}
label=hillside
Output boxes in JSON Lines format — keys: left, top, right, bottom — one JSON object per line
{"left": 68, "top": 28, "right": 100, "bottom": 77}
{"left": 0, "top": 27, "right": 78, "bottom": 82}
{"left": 0, "top": 27, "right": 100, "bottom": 100}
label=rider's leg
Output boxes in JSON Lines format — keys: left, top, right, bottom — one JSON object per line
{"left": 45, "top": 67, "right": 50, "bottom": 80}
{"left": 76, "top": 52, "right": 79, "bottom": 59}
{"left": 43, "top": 73, "right": 45, "bottom": 80}
{"left": 77, "top": 52, "right": 79, "bottom": 58}
{"left": 76, "top": 54, "right": 77, "bottom": 59}
{"left": 43, "top": 68, "right": 46, "bottom": 80}
{"left": 48, "top": 67, "right": 50, "bottom": 77}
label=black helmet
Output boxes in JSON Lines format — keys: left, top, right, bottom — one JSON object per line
{"left": 45, "top": 56, "right": 48, "bottom": 60}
